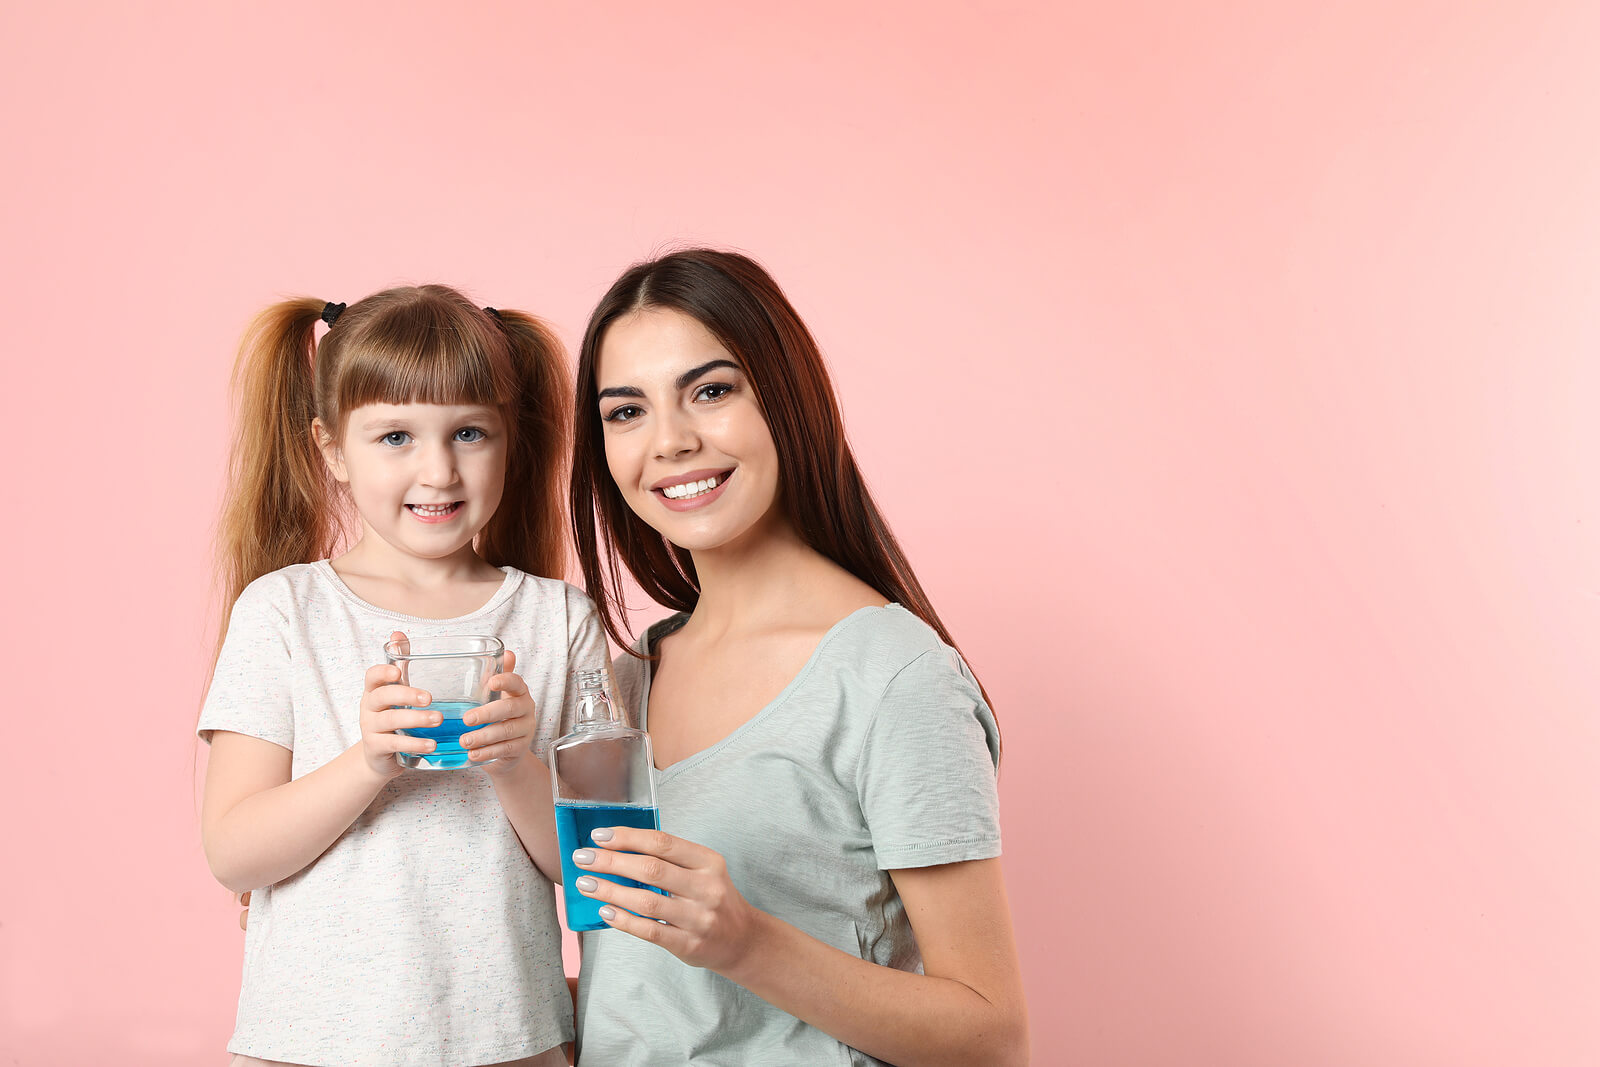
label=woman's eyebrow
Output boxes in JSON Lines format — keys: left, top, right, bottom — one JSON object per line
{"left": 597, "top": 360, "right": 741, "bottom": 402}
{"left": 674, "top": 359, "right": 740, "bottom": 389}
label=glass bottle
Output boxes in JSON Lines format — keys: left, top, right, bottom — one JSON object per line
{"left": 550, "top": 668, "right": 666, "bottom": 931}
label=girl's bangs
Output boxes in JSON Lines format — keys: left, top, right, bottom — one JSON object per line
{"left": 337, "top": 328, "right": 505, "bottom": 414}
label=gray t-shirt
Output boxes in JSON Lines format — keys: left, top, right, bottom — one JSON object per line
{"left": 575, "top": 604, "right": 1002, "bottom": 1067}
{"left": 199, "top": 561, "right": 608, "bottom": 1067}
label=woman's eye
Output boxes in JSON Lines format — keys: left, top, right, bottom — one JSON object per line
{"left": 454, "top": 427, "right": 486, "bottom": 443}
{"left": 381, "top": 431, "right": 411, "bottom": 447}
{"left": 603, "top": 404, "right": 644, "bottom": 423}
{"left": 694, "top": 382, "right": 733, "bottom": 402}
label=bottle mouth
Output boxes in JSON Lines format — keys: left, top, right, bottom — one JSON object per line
{"left": 383, "top": 634, "right": 505, "bottom": 661}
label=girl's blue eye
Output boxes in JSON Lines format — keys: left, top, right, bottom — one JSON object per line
{"left": 694, "top": 382, "right": 733, "bottom": 402}
{"left": 455, "top": 427, "right": 486, "bottom": 443}
{"left": 603, "top": 405, "right": 644, "bottom": 423}
{"left": 381, "top": 431, "right": 411, "bottom": 447}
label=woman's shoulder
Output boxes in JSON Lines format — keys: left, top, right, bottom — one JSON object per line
{"left": 828, "top": 603, "right": 955, "bottom": 669}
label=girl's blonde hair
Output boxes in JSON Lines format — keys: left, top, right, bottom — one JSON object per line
{"left": 214, "top": 285, "right": 571, "bottom": 665}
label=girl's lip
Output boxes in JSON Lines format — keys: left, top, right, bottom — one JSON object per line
{"left": 406, "top": 502, "right": 464, "bottom": 524}
{"left": 654, "top": 471, "right": 733, "bottom": 512}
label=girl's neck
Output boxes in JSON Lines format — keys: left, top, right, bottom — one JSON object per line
{"left": 331, "top": 536, "right": 505, "bottom": 618}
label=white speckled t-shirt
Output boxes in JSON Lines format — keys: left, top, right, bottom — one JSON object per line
{"left": 199, "top": 562, "right": 608, "bottom": 1067}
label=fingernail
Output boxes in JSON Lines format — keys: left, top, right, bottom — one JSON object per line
{"left": 573, "top": 849, "right": 595, "bottom": 865}
{"left": 598, "top": 906, "right": 616, "bottom": 921}
{"left": 591, "top": 828, "right": 614, "bottom": 843}
{"left": 417, "top": 693, "right": 431, "bottom": 705}
{"left": 575, "top": 876, "right": 597, "bottom": 893}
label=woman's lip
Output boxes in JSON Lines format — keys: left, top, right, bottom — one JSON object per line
{"left": 649, "top": 468, "right": 733, "bottom": 492}
{"left": 406, "top": 502, "right": 463, "bottom": 524}
{"left": 654, "top": 471, "right": 733, "bottom": 512}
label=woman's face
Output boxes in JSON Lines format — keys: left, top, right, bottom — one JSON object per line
{"left": 594, "top": 306, "right": 784, "bottom": 554}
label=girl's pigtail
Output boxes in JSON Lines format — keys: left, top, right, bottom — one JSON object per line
{"left": 213, "top": 298, "right": 339, "bottom": 664}
{"left": 478, "top": 309, "right": 572, "bottom": 580}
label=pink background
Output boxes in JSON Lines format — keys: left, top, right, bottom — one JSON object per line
{"left": 2, "top": 2, "right": 1598, "bottom": 1063}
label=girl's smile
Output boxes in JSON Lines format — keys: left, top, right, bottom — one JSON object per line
{"left": 406, "top": 501, "right": 465, "bottom": 522}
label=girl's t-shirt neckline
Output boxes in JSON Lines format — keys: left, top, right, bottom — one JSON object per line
{"left": 310, "top": 559, "right": 524, "bottom": 623}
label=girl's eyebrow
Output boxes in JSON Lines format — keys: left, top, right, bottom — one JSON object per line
{"left": 597, "top": 359, "right": 742, "bottom": 402}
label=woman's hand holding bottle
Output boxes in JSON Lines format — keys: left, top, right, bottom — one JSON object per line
{"left": 573, "top": 828, "right": 763, "bottom": 972}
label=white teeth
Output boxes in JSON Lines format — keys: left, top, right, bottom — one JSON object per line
{"left": 410, "top": 503, "right": 456, "bottom": 515}
{"left": 663, "top": 475, "right": 720, "bottom": 500}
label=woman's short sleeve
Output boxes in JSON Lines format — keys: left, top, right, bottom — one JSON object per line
{"left": 855, "top": 647, "right": 1003, "bottom": 870}
{"left": 196, "top": 579, "right": 295, "bottom": 749}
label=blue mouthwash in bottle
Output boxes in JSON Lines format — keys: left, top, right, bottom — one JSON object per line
{"left": 550, "top": 669, "right": 666, "bottom": 932}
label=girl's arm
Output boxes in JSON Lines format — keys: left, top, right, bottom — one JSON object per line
{"left": 201, "top": 664, "right": 441, "bottom": 894}
{"left": 572, "top": 833, "right": 1029, "bottom": 1067}
{"left": 467, "top": 650, "right": 563, "bottom": 882}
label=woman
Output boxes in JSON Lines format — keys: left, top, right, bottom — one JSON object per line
{"left": 566, "top": 248, "right": 1028, "bottom": 1066}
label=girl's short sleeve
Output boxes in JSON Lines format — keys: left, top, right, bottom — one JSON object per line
{"left": 855, "top": 648, "right": 1003, "bottom": 870}
{"left": 196, "top": 579, "right": 295, "bottom": 750}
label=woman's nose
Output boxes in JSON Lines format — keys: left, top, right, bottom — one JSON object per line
{"left": 651, "top": 409, "right": 698, "bottom": 459}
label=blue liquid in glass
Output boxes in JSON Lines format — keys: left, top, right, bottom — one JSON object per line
{"left": 397, "top": 700, "right": 491, "bottom": 770}
{"left": 556, "top": 801, "right": 667, "bottom": 931}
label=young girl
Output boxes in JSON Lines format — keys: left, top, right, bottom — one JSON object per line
{"left": 199, "top": 286, "right": 605, "bottom": 1066}
{"left": 565, "top": 249, "right": 1029, "bottom": 1065}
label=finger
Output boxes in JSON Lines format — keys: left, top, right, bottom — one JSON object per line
{"left": 467, "top": 737, "right": 532, "bottom": 762}
{"left": 574, "top": 843, "right": 685, "bottom": 894}
{"left": 379, "top": 732, "right": 438, "bottom": 755}
{"left": 574, "top": 874, "right": 678, "bottom": 923}
{"left": 461, "top": 715, "right": 527, "bottom": 748}
{"left": 503, "top": 649, "right": 516, "bottom": 674}
{"left": 366, "top": 684, "right": 432, "bottom": 712}
{"left": 592, "top": 898, "right": 687, "bottom": 951}
{"left": 371, "top": 706, "right": 445, "bottom": 733}
{"left": 462, "top": 697, "right": 519, "bottom": 726}
{"left": 364, "top": 663, "right": 402, "bottom": 692}
{"left": 594, "top": 826, "right": 713, "bottom": 869}
{"left": 487, "top": 671, "right": 530, "bottom": 698}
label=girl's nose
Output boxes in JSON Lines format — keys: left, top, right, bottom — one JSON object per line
{"left": 419, "top": 443, "right": 459, "bottom": 487}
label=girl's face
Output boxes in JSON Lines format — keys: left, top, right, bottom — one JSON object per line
{"left": 595, "top": 307, "right": 783, "bottom": 554}
{"left": 318, "top": 402, "right": 507, "bottom": 566}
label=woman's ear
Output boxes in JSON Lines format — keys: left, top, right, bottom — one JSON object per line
{"left": 312, "top": 418, "right": 349, "bottom": 483}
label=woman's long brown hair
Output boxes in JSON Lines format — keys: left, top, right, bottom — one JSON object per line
{"left": 213, "top": 286, "right": 570, "bottom": 669}
{"left": 569, "top": 249, "right": 994, "bottom": 718}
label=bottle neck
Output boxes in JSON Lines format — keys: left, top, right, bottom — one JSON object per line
{"left": 573, "top": 686, "right": 621, "bottom": 730}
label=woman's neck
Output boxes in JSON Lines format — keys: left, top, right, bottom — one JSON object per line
{"left": 683, "top": 516, "right": 883, "bottom": 638}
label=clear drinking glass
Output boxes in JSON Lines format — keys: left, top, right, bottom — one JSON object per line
{"left": 383, "top": 634, "right": 504, "bottom": 770}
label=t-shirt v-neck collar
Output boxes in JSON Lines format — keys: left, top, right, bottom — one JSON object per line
{"left": 637, "top": 604, "right": 899, "bottom": 780}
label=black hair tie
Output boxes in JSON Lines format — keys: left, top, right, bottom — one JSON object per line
{"left": 321, "top": 301, "right": 346, "bottom": 326}
{"left": 484, "top": 307, "right": 501, "bottom": 320}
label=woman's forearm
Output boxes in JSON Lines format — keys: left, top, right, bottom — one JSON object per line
{"left": 718, "top": 910, "right": 1029, "bottom": 1067}
{"left": 203, "top": 744, "right": 392, "bottom": 893}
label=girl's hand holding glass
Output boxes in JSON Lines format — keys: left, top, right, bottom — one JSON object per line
{"left": 462, "top": 648, "right": 538, "bottom": 775}
{"left": 357, "top": 663, "right": 443, "bottom": 779}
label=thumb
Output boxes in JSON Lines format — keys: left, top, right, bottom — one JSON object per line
{"left": 502, "top": 648, "right": 516, "bottom": 674}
